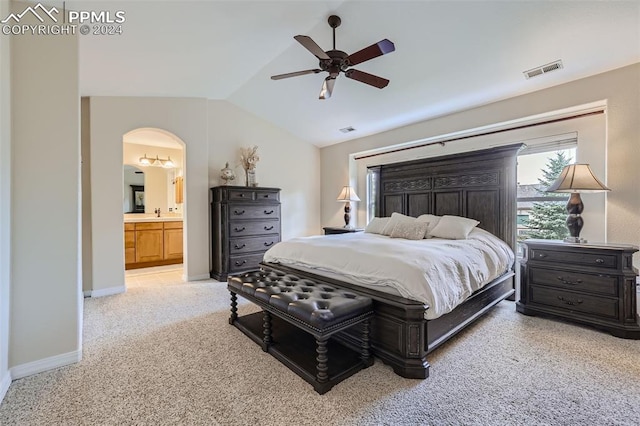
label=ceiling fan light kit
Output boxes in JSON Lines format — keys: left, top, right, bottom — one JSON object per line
{"left": 271, "top": 15, "right": 395, "bottom": 99}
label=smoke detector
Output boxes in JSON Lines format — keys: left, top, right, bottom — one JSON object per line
{"left": 523, "top": 60, "right": 563, "bottom": 79}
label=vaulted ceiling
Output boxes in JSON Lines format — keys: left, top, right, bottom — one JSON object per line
{"left": 77, "top": 1, "right": 640, "bottom": 147}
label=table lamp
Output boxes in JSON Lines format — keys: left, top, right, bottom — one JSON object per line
{"left": 546, "top": 163, "right": 610, "bottom": 243}
{"left": 336, "top": 186, "right": 360, "bottom": 228}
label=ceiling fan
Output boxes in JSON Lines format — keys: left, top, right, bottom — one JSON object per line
{"left": 270, "top": 15, "right": 395, "bottom": 100}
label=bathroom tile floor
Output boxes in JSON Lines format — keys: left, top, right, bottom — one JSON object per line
{"left": 125, "top": 264, "right": 185, "bottom": 289}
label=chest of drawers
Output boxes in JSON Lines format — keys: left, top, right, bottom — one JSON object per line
{"left": 516, "top": 239, "right": 639, "bottom": 339}
{"left": 210, "top": 186, "right": 281, "bottom": 281}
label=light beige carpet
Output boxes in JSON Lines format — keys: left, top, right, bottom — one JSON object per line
{"left": 1, "top": 274, "right": 639, "bottom": 425}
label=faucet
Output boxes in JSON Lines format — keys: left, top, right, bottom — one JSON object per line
{"left": 154, "top": 208, "right": 161, "bottom": 218}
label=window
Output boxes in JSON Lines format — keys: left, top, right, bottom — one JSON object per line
{"left": 366, "top": 166, "right": 380, "bottom": 223}
{"left": 516, "top": 145, "right": 576, "bottom": 254}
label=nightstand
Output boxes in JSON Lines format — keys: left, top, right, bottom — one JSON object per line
{"left": 517, "top": 239, "right": 639, "bottom": 339}
{"left": 323, "top": 227, "right": 364, "bottom": 235}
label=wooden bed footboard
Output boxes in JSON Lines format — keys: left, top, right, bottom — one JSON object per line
{"left": 260, "top": 262, "right": 515, "bottom": 379}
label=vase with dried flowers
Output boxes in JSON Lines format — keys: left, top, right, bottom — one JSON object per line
{"left": 240, "top": 145, "right": 260, "bottom": 187}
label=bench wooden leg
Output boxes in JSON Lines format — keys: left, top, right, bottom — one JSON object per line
{"left": 229, "top": 291, "right": 238, "bottom": 325}
{"left": 262, "top": 310, "right": 272, "bottom": 351}
{"left": 316, "top": 338, "right": 329, "bottom": 383}
{"left": 361, "top": 319, "right": 372, "bottom": 367}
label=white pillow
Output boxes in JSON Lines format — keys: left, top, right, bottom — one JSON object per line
{"left": 429, "top": 215, "right": 480, "bottom": 239}
{"left": 390, "top": 220, "right": 430, "bottom": 240}
{"left": 364, "top": 217, "right": 390, "bottom": 234}
{"left": 381, "top": 212, "right": 415, "bottom": 236}
{"left": 416, "top": 214, "right": 442, "bottom": 238}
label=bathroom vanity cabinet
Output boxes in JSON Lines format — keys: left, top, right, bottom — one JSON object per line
{"left": 125, "top": 219, "right": 183, "bottom": 269}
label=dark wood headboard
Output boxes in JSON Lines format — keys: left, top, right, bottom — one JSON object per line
{"left": 370, "top": 144, "right": 523, "bottom": 251}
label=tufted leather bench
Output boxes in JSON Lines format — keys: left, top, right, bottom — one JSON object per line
{"left": 228, "top": 269, "right": 374, "bottom": 394}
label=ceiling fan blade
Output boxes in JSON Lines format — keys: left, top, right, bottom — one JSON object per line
{"left": 319, "top": 76, "right": 336, "bottom": 100}
{"left": 344, "top": 69, "right": 389, "bottom": 89}
{"left": 294, "top": 35, "right": 330, "bottom": 60}
{"left": 346, "top": 39, "right": 395, "bottom": 66}
{"left": 270, "top": 69, "right": 322, "bottom": 80}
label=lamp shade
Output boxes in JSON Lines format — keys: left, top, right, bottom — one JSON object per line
{"left": 162, "top": 156, "right": 175, "bottom": 168}
{"left": 546, "top": 164, "right": 610, "bottom": 193}
{"left": 152, "top": 156, "right": 163, "bottom": 167}
{"left": 336, "top": 186, "right": 361, "bottom": 202}
{"left": 139, "top": 154, "right": 151, "bottom": 166}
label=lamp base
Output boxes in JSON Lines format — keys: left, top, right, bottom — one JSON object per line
{"left": 343, "top": 202, "right": 351, "bottom": 228}
{"left": 565, "top": 193, "right": 585, "bottom": 243}
{"left": 564, "top": 236, "right": 588, "bottom": 244}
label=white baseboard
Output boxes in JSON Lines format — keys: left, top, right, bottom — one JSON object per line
{"left": 11, "top": 349, "right": 81, "bottom": 380}
{"left": 186, "top": 273, "right": 210, "bottom": 281}
{"left": 0, "top": 370, "right": 10, "bottom": 403}
{"left": 87, "top": 285, "right": 126, "bottom": 298}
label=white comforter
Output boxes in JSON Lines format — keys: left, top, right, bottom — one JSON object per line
{"left": 263, "top": 228, "right": 514, "bottom": 320}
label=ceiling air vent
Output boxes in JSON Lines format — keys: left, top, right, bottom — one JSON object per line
{"left": 339, "top": 126, "right": 356, "bottom": 133}
{"left": 523, "top": 60, "right": 563, "bottom": 79}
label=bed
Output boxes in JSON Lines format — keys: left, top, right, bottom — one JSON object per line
{"left": 263, "top": 229, "right": 515, "bottom": 320}
{"left": 262, "top": 143, "right": 523, "bottom": 379}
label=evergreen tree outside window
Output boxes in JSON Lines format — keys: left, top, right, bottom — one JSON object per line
{"left": 526, "top": 152, "right": 572, "bottom": 240}
{"left": 517, "top": 150, "right": 574, "bottom": 243}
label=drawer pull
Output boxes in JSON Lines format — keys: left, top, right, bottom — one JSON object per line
{"left": 264, "top": 225, "right": 274, "bottom": 231}
{"left": 234, "top": 227, "right": 246, "bottom": 232}
{"left": 263, "top": 194, "right": 270, "bottom": 198}
{"left": 536, "top": 253, "right": 547, "bottom": 258}
{"left": 239, "top": 193, "right": 245, "bottom": 197}
{"left": 595, "top": 258, "right": 605, "bottom": 264}
{"left": 234, "top": 244, "right": 246, "bottom": 250}
{"left": 556, "top": 276, "right": 583, "bottom": 285}
{"left": 233, "top": 210, "right": 246, "bottom": 215}
{"left": 264, "top": 241, "right": 274, "bottom": 247}
{"left": 264, "top": 210, "right": 275, "bottom": 215}
{"left": 557, "top": 296, "right": 583, "bottom": 306}
{"left": 234, "top": 260, "right": 247, "bottom": 266}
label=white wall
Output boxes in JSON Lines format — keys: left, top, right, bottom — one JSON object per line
{"left": 0, "top": 0, "right": 11, "bottom": 402}
{"left": 207, "top": 100, "right": 321, "bottom": 240}
{"left": 321, "top": 63, "right": 640, "bottom": 265}
{"left": 9, "top": 1, "right": 82, "bottom": 373}
{"left": 81, "top": 98, "right": 93, "bottom": 294}
{"left": 87, "top": 97, "right": 209, "bottom": 289}
{"left": 85, "top": 97, "right": 320, "bottom": 292}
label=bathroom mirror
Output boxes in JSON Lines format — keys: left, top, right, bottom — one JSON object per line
{"left": 123, "top": 164, "right": 183, "bottom": 214}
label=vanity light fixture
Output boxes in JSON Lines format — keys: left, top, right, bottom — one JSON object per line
{"left": 138, "top": 154, "right": 176, "bottom": 169}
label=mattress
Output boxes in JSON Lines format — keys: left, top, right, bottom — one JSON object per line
{"left": 263, "top": 228, "right": 515, "bottom": 320}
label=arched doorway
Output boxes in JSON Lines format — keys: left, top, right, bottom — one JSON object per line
{"left": 122, "top": 128, "right": 187, "bottom": 280}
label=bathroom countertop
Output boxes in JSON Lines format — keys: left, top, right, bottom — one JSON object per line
{"left": 124, "top": 216, "right": 183, "bottom": 223}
